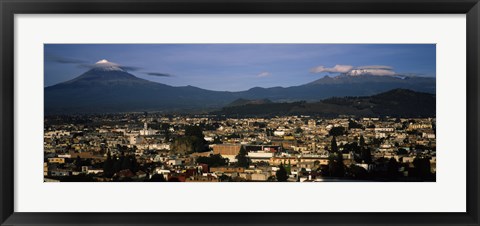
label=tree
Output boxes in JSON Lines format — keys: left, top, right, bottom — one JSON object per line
{"left": 331, "top": 136, "right": 338, "bottom": 153}
{"left": 177, "top": 125, "right": 207, "bottom": 153}
{"left": 267, "top": 175, "right": 277, "bottom": 182}
{"left": 295, "top": 127, "right": 303, "bottom": 134}
{"left": 396, "top": 148, "right": 408, "bottom": 155}
{"left": 343, "top": 142, "right": 360, "bottom": 154}
{"left": 413, "top": 156, "right": 432, "bottom": 180}
{"left": 113, "top": 154, "right": 123, "bottom": 173}
{"left": 349, "top": 164, "right": 368, "bottom": 179}
{"left": 219, "top": 174, "right": 232, "bottom": 182}
{"left": 172, "top": 136, "right": 207, "bottom": 154}
{"left": 235, "top": 146, "right": 250, "bottom": 168}
{"left": 329, "top": 126, "right": 345, "bottom": 136}
{"left": 361, "top": 147, "right": 373, "bottom": 164}
{"left": 197, "top": 154, "right": 228, "bottom": 167}
{"left": 149, "top": 174, "right": 166, "bottom": 182}
{"left": 103, "top": 151, "right": 114, "bottom": 178}
{"left": 386, "top": 157, "right": 400, "bottom": 180}
{"left": 161, "top": 123, "right": 171, "bottom": 142}
{"left": 348, "top": 120, "right": 363, "bottom": 129}
{"left": 213, "top": 136, "right": 223, "bottom": 144}
{"left": 129, "top": 155, "right": 139, "bottom": 173}
{"left": 276, "top": 164, "right": 289, "bottom": 182}
{"left": 74, "top": 155, "right": 83, "bottom": 171}
{"left": 359, "top": 135, "right": 366, "bottom": 147}
{"left": 121, "top": 154, "right": 132, "bottom": 170}
{"left": 328, "top": 152, "right": 345, "bottom": 177}
{"left": 168, "top": 177, "right": 181, "bottom": 182}
{"left": 185, "top": 125, "right": 204, "bottom": 139}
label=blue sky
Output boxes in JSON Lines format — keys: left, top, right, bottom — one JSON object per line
{"left": 44, "top": 44, "right": 436, "bottom": 91}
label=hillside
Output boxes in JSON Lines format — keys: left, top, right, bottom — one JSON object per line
{"left": 214, "top": 89, "right": 435, "bottom": 118}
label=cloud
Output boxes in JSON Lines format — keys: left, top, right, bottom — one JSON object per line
{"left": 347, "top": 65, "right": 395, "bottom": 76}
{"left": 46, "top": 55, "right": 88, "bottom": 64}
{"left": 145, "top": 72, "right": 173, "bottom": 77}
{"left": 257, "top": 72, "right": 271, "bottom": 77}
{"left": 356, "top": 65, "right": 393, "bottom": 70}
{"left": 79, "top": 62, "right": 142, "bottom": 72}
{"left": 310, "top": 64, "right": 353, "bottom": 73}
{"left": 46, "top": 56, "right": 143, "bottom": 71}
{"left": 119, "top": 66, "right": 142, "bottom": 71}
{"left": 310, "top": 64, "right": 398, "bottom": 76}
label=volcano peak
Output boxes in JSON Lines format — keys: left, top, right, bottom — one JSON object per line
{"left": 92, "top": 59, "right": 124, "bottom": 72}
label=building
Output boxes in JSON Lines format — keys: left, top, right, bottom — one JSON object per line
{"left": 213, "top": 144, "right": 242, "bottom": 162}
{"left": 247, "top": 151, "right": 273, "bottom": 163}
{"left": 139, "top": 122, "right": 157, "bottom": 136}
{"left": 48, "top": 158, "right": 65, "bottom": 164}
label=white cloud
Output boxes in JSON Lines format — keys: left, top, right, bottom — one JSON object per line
{"left": 356, "top": 65, "right": 393, "bottom": 70}
{"left": 310, "top": 64, "right": 397, "bottom": 76}
{"left": 310, "top": 64, "right": 353, "bottom": 73}
{"left": 257, "top": 72, "right": 271, "bottom": 77}
{"left": 347, "top": 65, "right": 395, "bottom": 76}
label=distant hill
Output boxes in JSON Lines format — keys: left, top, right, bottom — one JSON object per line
{"left": 228, "top": 98, "right": 273, "bottom": 107}
{"left": 234, "top": 74, "right": 435, "bottom": 102}
{"left": 45, "top": 60, "right": 436, "bottom": 114}
{"left": 214, "top": 89, "right": 435, "bottom": 118}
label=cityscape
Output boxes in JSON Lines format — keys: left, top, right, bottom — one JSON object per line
{"left": 44, "top": 44, "right": 436, "bottom": 182}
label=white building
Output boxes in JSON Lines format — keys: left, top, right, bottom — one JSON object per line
{"left": 140, "top": 122, "right": 157, "bottom": 136}
{"left": 273, "top": 130, "right": 285, "bottom": 136}
{"left": 247, "top": 151, "right": 274, "bottom": 163}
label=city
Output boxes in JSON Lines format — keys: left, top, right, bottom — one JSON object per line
{"left": 44, "top": 44, "right": 436, "bottom": 182}
{"left": 44, "top": 114, "right": 436, "bottom": 182}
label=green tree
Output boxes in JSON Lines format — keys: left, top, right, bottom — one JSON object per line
{"left": 348, "top": 120, "right": 363, "bottom": 129}
{"left": 348, "top": 164, "right": 368, "bottom": 179}
{"left": 113, "top": 153, "right": 123, "bottom": 173}
{"left": 176, "top": 125, "right": 207, "bottom": 153}
{"left": 331, "top": 136, "right": 338, "bottom": 153}
{"left": 185, "top": 125, "right": 204, "bottom": 139}
{"left": 235, "top": 146, "right": 250, "bottom": 168}
{"left": 103, "top": 151, "right": 114, "bottom": 178}
{"left": 387, "top": 157, "right": 400, "bottom": 180}
{"left": 396, "top": 148, "right": 408, "bottom": 155}
{"left": 75, "top": 155, "right": 83, "bottom": 171}
{"left": 219, "top": 174, "right": 232, "bottom": 182}
{"left": 197, "top": 154, "right": 228, "bottom": 167}
{"left": 295, "top": 127, "right": 303, "bottom": 134}
{"left": 213, "top": 136, "right": 223, "bottom": 144}
{"left": 161, "top": 123, "right": 171, "bottom": 142}
{"left": 267, "top": 175, "right": 277, "bottom": 182}
{"left": 276, "top": 164, "right": 289, "bottom": 182}
{"left": 413, "top": 156, "right": 432, "bottom": 180}
{"left": 361, "top": 147, "right": 373, "bottom": 164}
{"left": 359, "top": 135, "right": 366, "bottom": 147}
{"left": 121, "top": 154, "right": 132, "bottom": 170}
{"left": 328, "top": 152, "right": 345, "bottom": 177}
{"left": 329, "top": 126, "right": 345, "bottom": 136}
{"left": 149, "top": 174, "right": 166, "bottom": 182}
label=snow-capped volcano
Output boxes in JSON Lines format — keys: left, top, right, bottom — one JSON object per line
{"left": 92, "top": 59, "right": 125, "bottom": 72}
{"left": 55, "top": 59, "right": 149, "bottom": 86}
{"left": 45, "top": 61, "right": 435, "bottom": 114}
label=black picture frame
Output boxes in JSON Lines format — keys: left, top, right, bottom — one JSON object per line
{"left": 1, "top": 0, "right": 479, "bottom": 225}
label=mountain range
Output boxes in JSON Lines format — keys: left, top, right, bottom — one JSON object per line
{"left": 44, "top": 60, "right": 436, "bottom": 114}
{"left": 216, "top": 89, "right": 436, "bottom": 118}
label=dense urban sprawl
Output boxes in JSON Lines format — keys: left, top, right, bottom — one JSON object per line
{"left": 44, "top": 114, "right": 436, "bottom": 182}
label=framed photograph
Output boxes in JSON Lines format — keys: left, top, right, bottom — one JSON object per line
{"left": 1, "top": 0, "right": 479, "bottom": 225}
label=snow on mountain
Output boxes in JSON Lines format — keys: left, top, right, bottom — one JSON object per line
{"left": 92, "top": 59, "right": 125, "bottom": 72}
